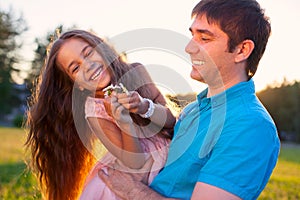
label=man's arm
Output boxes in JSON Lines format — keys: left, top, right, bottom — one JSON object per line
{"left": 98, "top": 167, "right": 178, "bottom": 200}
{"left": 99, "top": 167, "right": 242, "bottom": 200}
{"left": 191, "top": 182, "right": 241, "bottom": 200}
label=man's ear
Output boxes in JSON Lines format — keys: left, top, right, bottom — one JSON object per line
{"left": 234, "top": 39, "right": 255, "bottom": 63}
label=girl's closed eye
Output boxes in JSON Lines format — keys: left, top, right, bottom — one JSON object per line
{"left": 72, "top": 65, "right": 79, "bottom": 73}
{"left": 84, "top": 47, "right": 94, "bottom": 58}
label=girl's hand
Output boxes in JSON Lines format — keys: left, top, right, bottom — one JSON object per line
{"left": 115, "top": 91, "right": 149, "bottom": 115}
{"left": 110, "top": 93, "right": 133, "bottom": 124}
{"left": 110, "top": 92, "right": 140, "bottom": 137}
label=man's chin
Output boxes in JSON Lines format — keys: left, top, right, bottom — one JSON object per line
{"left": 190, "top": 73, "right": 205, "bottom": 83}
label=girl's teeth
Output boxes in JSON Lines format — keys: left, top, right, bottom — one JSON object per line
{"left": 91, "top": 68, "right": 101, "bottom": 80}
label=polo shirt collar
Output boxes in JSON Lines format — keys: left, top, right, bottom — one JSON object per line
{"left": 197, "top": 79, "right": 255, "bottom": 109}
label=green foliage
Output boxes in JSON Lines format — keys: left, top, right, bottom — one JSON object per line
{"left": 257, "top": 81, "right": 300, "bottom": 143}
{"left": 0, "top": 127, "right": 42, "bottom": 199}
{"left": 259, "top": 145, "right": 300, "bottom": 199}
{"left": 26, "top": 25, "right": 64, "bottom": 91}
{"left": 0, "top": 127, "right": 40, "bottom": 199}
{"left": 13, "top": 114, "right": 24, "bottom": 128}
{"left": 0, "top": 8, "right": 27, "bottom": 118}
{"left": 0, "top": 163, "right": 41, "bottom": 199}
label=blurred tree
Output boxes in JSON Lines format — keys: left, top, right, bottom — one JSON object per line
{"left": 26, "top": 25, "right": 64, "bottom": 90}
{"left": 0, "top": 7, "right": 27, "bottom": 119}
{"left": 257, "top": 81, "right": 300, "bottom": 143}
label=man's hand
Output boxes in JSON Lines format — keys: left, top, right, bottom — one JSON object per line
{"left": 98, "top": 167, "right": 145, "bottom": 200}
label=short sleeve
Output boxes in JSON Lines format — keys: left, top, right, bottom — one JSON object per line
{"left": 198, "top": 118, "right": 280, "bottom": 199}
{"left": 85, "top": 96, "right": 114, "bottom": 122}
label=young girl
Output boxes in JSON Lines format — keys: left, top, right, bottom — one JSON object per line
{"left": 25, "top": 29, "right": 175, "bottom": 200}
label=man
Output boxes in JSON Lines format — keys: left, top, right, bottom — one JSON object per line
{"left": 99, "top": 0, "right": 280, "bottom": 199}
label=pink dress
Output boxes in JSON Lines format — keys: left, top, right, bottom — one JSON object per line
{"left": 80, "top": 96, "right": 170, "bottom": 200}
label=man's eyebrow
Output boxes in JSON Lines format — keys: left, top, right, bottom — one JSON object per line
{"left": 189, "top": 27, "right": 215, "bottom": 36}
{"left": 67, "top": 45, "right": 90, "bottom": 70}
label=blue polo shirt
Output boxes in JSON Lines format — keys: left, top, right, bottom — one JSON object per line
{"left": 150, "top": 80, "right": 280, "bottom": 200}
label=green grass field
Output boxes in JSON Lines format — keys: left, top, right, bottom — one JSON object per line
{"left": 0, "top": 127, "right": 299, "bottom": 199}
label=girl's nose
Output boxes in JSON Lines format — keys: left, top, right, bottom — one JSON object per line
{"left": 81, "top": 59, "right": 95, "bottom": 73}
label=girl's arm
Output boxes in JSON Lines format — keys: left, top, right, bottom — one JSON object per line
{"left": 124, "top": 63, "right": 176, "bottom": 129}
{"left": 87, "top": 115, "right": 146, "bottom": 169}
{"left": 141, "top": 83, "right": 176, "bottom": 129}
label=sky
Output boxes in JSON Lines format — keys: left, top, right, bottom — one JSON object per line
{"left": 1, "top": 0, "right": 300, "bottom": 94}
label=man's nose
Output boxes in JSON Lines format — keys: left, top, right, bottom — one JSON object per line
{"left": 185, "top": 39, "right": 200, "bottom": 55}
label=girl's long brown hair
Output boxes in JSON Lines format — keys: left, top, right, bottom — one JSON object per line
{"left": 25, "top": 29, "right": 172, "bottom": 200}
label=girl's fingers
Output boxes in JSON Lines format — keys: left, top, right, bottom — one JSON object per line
{"left": 117, "top": 92, "right": 139, "bottom": 105}
{"left": 111, "top": 91, "right": 144, "bottom": 113}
